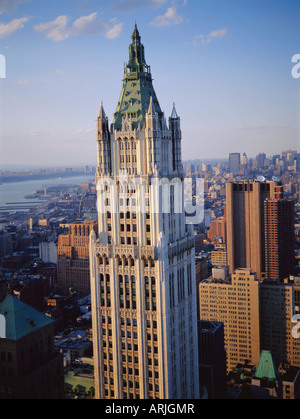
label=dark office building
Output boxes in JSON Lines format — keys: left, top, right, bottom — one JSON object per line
{"left": 198, "top": 320, "right": 227, "bottom": 399}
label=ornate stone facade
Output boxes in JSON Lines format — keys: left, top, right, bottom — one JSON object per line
{"left": 90, "top": 25, "right": 200, "bottom": 400}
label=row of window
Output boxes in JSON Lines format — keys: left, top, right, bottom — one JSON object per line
{"left": 118, "top": 140, "right": 137, "bottom": 150}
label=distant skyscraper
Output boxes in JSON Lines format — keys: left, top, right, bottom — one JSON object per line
{"left": 260, "top": 280, "right": 294, "bottom": 367}
{"left": 241, "top": 152, "right": 248, "bottom": 166}
{"left": 264, "top": 197, "right": 295, "bottom": 282}
{"left": 226, "top": 180, "right": 295, "bottom": 282}
{"left": 199, "top": 267, "right": 300, "bottom": 374}
{"left": 0, "top": 232, "right": 12, "bottom": 260}
{"left": 90, "top": 26, "right": 200, "bottom": 399}
{"left": 211, "top": 243, "right": 227, "bottom": 266}
{"left": 207, "top": 216, "right": 226, "bottom": 244}
{"left": 57, "top": 221, "right": 97, "bottom": 295}
{"left": 256, "top": 153, "right": 266, "bottom": 169}
{"left": 39, "top": 241, "right": 58, "bottom": 264}
{"left": 229, "top": 153, "right": 240, "bottom": 174}
{"left": 199, "top": 268, "right": 261, "bottom": 373}
{"left": 226, "top": 180, "right": 280, "bottom": 280}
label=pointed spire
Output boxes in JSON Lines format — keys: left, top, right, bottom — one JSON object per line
{"left": 98, "top": 101, "right": 110, "bottom": 134}
{"left": 132, "top": 22, "right": 140, "bottom": 43}
{"left": 99, "top": 101, "right": 106, "bottom": 119}
{"left": 147, "top": 96, "right": 156, "bottom": 115}
{"left": 127, "top": 23, "right": 146, "bottom": 73}
{"left": 171, "top": 102, "right": 178, "bottom": 119}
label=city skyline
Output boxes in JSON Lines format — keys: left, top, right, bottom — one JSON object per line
{"left": 0, "top": 5, "right": 299, "bottom": 400}
{"left": 0, "top": 0, "right": 299, "bottom": 167}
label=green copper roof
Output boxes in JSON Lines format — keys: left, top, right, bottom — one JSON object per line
{"left": 0, "top": 295, "right": 53, "bottom": 341}
{"left": 113, "top": 25, "right": 162, "bottom": 131}
{"left": 254, "top": 350, "right": 278, "bottom": 382}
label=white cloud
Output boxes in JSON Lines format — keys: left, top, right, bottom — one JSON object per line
{"left": 194, "top": 27, "right": 227, "bottom": 45}
{"left": 34, "top": 15, "right": 70, "bottom": 41}
{"left": 106, "top": 21, "right": 123, "bottom": 39}
{"left": 0, "top": 16, "right": 30, "bottom": 38}
{"left": 34, "top": 12, "right": 123, "bottom": 41}
{"left": 150, "top": 7, "right": 184, "bottom": 27}
{"left": 209, "top": 28, "right": 227, "bottom": 39}
{"left": 71, "top": 12, "right": 99, "bottom": 36}
{"left": 56, "top": 69, "right": 65, "bottom": 75}
{"left": 72, "top": 14, "right": 123, "bottom": 39}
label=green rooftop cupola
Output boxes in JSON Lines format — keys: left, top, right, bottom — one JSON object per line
{"left": 113, "top": 25, "right": 162, "bottom": 131}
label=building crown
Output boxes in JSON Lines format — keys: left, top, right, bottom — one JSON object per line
{"left": 113, "top": 25, "right": 162, "bottom": 131}
{"left": 126, "top": 23, "right": 149, "bottom": 74}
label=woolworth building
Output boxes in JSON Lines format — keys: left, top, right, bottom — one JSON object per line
{"left": 89, "top": 25, "right": 201, "bottom": 399}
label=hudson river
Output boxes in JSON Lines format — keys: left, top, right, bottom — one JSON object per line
{"left": 0, "top": 175, "right": 94, "bottom": 210}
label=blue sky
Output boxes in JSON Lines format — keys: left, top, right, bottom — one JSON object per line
{"left": 0, "top": 0, "right": 299, "bottom": 168}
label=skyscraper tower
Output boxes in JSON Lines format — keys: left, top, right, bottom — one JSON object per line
{"left": 226, "top": 180, "right": 280, "bottom": 280}
{"left": 229, "top": 153, "right": 240, "bottom": 175}
{"left": 264, "top": 196, "right": 295, "bottom": 282}
{"left": 57, "top": 221, "right": 97, "bottom": 295}
{"left": 90, "top": 25, "right": 200, "bottom": 400}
